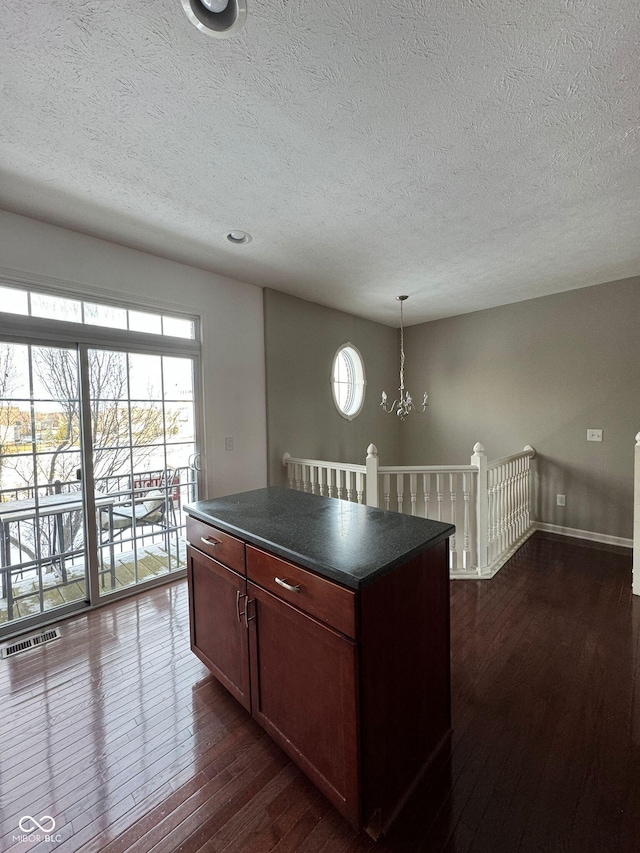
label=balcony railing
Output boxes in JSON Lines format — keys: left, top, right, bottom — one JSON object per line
{"left": 0, "top": 465, "right": 197, "bottom": 625}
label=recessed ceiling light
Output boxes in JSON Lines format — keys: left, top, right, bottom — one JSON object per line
{"left": 180, "top": 0, "right": 247, "bottom": 38}
{"left": 226, "top": 230, "right": 252, "bottom": 244}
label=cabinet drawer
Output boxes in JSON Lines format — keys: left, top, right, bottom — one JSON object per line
{"left": 187, "top": 516, "right": 245, "bottom": 574}
{"left": 247, "top": 546, "right": 356, "bottom": 639}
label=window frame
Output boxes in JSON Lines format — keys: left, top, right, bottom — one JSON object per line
{"left": 331, "top": 342, "right": 366, "bottom": 421}
{"left": 0, "top": 272, "right": 205, "bottom": 638}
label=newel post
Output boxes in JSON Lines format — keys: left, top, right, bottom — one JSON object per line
{"left": 471, "top": 442, "right": 488, "bottom": 571}
{"left": 282, "top": 452, "right": 292, "bottom": 488}
{"left": 365, "top": 444, "right": 380, "bottom": 508}
{"left": 634, "top": 433, "right": 640, "bottom": 596}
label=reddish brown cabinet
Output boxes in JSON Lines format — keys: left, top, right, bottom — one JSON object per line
{"left": 247, "top": 578, "right": 360, "bottom": 825}
{"left": 186, "top": 501, "right": 452, "bottom": 838}
{"left": 187, "top": 546, "right": 251, "bottom": 712}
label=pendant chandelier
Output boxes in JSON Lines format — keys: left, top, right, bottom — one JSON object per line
{"left": 380, "top": 295, "right": 428, "bottom": 420}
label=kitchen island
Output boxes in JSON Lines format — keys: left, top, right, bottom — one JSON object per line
{"left": 185, "top": 487, "right": 454, "bottom": 838}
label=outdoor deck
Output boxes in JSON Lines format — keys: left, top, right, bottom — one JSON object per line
{"left": 0, "top": 539, "right": 186, "bottom": 624}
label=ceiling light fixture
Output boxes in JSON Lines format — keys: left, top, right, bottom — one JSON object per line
{"left": 181, "top": 0, "right": 247, "bottom": 38}
{"left": 381, "top": 295, "right": 428, "bottom": 420}
{"left": 226, "top": 230, "right": 252, "bottom": 244}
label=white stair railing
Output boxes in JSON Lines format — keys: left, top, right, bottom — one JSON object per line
{"left": 487, "top": 446, "right": 536, "bottom": 566}
{"left": 374, "top": 464, "right": 479, "bottom": 572}
{"left": 281, "top": 453, "right": 366, "bottom": 503}
{"left": 634, "top": 432, "right": 640, "bottom": 596}
{"left": 282, "top": 441, "right": 536, "bottom": 579}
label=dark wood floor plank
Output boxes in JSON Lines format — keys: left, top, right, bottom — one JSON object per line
{"left": 1, "top": 533, "right": 637, "bottom": 852}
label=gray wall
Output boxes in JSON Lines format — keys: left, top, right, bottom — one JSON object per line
{"left": 264, "top": 289, "right": 400, "bottom": 486}
{"left": 401, "top": 277, "right": 640, "bottom": 540}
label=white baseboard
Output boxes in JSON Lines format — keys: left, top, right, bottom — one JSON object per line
{"left": 450, "top": 528, "right": 537, "bottom": 580}
{"left": 534, "top": 522, "right": 632, "bottom": 549}
{"left": 450, "top": 523, "right": 633, "bottom": 582}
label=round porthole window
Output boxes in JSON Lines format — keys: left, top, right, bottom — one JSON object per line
{"left": 331, "top": 343, "right": 366, "bottom": 420}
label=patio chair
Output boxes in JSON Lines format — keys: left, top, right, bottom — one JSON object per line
{"left": 99, "top": 469, "right": 178, "bottom": 545}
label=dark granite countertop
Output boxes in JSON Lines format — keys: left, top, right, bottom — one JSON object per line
{"left": 185, "top": 487, "right": 454, "bottom": 590}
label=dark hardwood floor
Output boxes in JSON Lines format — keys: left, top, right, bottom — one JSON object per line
{"left": 0, "top": 531, "right": 637, "bottom": 852}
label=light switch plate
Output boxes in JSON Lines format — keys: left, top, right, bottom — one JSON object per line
{"left": 557, "top": 494, "right": 566, "bottom": 506}
{"left": 587, "top": 429, "right": 602, "bottom": 442}
{"left": 225, "top": 436, "right": 234, "bottom": 451}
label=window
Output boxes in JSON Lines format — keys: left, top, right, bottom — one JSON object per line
{"left": 331, "top": 343, "right": 366, "bottom": 420}
{"left": 0, "top": 284, "right": 196, "bottom": 340}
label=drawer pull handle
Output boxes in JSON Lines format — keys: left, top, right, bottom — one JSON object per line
{"left": 201, "top": 536, "right": 222, "bottom": 547}
{"left": 275, "top": 577, "right": 301, "bottom": 593}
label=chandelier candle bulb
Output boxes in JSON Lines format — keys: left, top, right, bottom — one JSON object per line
{"left": 380, "top": 295, "right": 428, "bottom": 420}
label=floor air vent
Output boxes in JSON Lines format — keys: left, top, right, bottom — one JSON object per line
{"left": 1, "top": 627, "right": 61, "bottom": 659}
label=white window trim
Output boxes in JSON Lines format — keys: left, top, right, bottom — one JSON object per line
{"left": 331, "top": 342, "right": 366, "bottom": 421}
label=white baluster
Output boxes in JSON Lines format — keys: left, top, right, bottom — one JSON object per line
{"left": 356, "top": 472, "right": 364, "bottom": 504}
{"left": 346, "top": 470, "right": 353, "bottom": 502}
{"left": 309, "top": 465, "right": 317, "bottom": 495}
{"left": 327, "top": 468, "right": 335, "bottom": 498}
{"left": 383, "top": 474, "right": 391, "bottom": 511}
{"left": 507, "top": 461, "right": 514, "bottom": 545}
{"left": 517, "top": 457, "right": 525, "bottom": 536}
{"left": 423, "top": 473, "right": 430, "bottom": 518}
{"left": 449, "top": 473, "right": 457, "bottom": 570}
{"left": 511, "top": 460, "right": 518, "bottom": 539}
{"left": 318, "top": 466, "right": 326, "bottom": 497}
{"left": 436, "top": 473, "right": 443, "bottom": 522}
{"left": 463, "top": 471, "right": 471, "bottom": 568}
{"left": 498, "top": 463, "right": 506, "bottom": 554}
{"left": 295, "top": 463, "right": 302, "bottom": 492}
{"left": 410, "top": 474, "right": 417, "bottom": 516}
{"left": 396, "top": 473, "right": 404, "bottom": 514}
{"left": 487, "top": 466, "right": 495, "bottom": 562}
{"left": 336, "top": 469, "right": 344, "bottom": 500}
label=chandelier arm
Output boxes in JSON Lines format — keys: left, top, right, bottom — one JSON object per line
{"left": 381, "top": 397, "right": 399, "bottom": 413}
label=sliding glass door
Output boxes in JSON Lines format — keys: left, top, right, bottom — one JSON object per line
{"left": 89, "top": 349, "right": 197, "bottom": 595}
{"left": 0, "top": 339, "right": 199, "bottom": 637}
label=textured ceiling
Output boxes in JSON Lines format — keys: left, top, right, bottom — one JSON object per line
{"left": 1, "top": 0, "right": 639, "bottom": 325}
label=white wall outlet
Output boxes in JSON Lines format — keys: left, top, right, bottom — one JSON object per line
{"left": 587, "top": 429, "right": 602, "bottom": 442}
{"left": 557, "top": 494, "right": 566, "bottom": 506}
{"left": 225, "top": 436, "right": 234, "bottom": 451}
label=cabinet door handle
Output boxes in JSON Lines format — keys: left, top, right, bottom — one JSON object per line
{"left": 201, "top": 536, "right": 222, "bottom": 547}
{"left": 235, "top": 590, "right": 246, "bottom": 623}
{"left": 275, "top": 577, "right": 301, "bottom": 593}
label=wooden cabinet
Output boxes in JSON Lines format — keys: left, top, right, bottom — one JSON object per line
{"left": 186, "top": 512, "right": 451, "bottom": 838}
{"left": 247, "top": 579, "right": 360, "bottom": 825}
{"left": 187, "top": 546, "right": 251, "bottom": 712}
